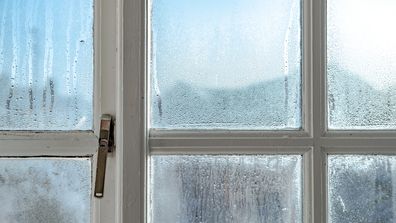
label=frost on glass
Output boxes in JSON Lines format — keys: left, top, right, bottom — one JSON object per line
{"left": 327, "top": 0, "right": 396, "bottom": 129}
{"left": 328, "top": 155, "right": 396, "bottom": 223}
{"left": 0, "top": 158, "right": 91, "bottom": 223}
{"left": 151, "top": 0, "right": 302, "bottom": 129}
{"left": 0, "top": 0, "right": 93, "bottom": 130}
{"left": 150, "top": 155, "right": 302, "bottom": 223}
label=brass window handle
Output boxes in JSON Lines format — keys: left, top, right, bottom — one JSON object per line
{"left": 94, "top": 114, "right": 115, "bottom": 198}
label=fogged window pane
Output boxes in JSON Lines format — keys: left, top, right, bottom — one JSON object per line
{"left": 0, "top": 158, "right": 91, "bottom": 223}
{"left": 328, "top": 155, "right": 396, "bottom": 222}
{"left": 150, "top": 155, "right": 302, "bottom": 222}
{"left": 327, "top": 0, "right": 396, "bottom": 129}
{"left": 0, "top": 0, "right": 93, "bottom": 130}
{"left": 151, "top": 0, "right": 302, "bottom": 129}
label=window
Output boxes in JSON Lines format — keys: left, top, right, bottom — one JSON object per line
{"left": 148, "top": 0, "right": 305, "bottom": 222}
{"left": 150, "top": 155, "right": 303, "bottom": 222}
{"left": 327, "top": 0, "right": 396, "bottom": 130}
{"left": 150, "top": 0, "right": 302, "bottom": 130}
{"left": 0, "top": 0, "right": 120, "bottom": 222}
{"left": 5, "top": 0, "right": 391, "bottom": 222}
{"left": 123, "top": 0, "right": 396, "bottom": 222}
{"left": 325, "top": 0, "right": 396, "bottom": 221}
{"left": 0, "top": 0, "right": 93, "bottom": 131}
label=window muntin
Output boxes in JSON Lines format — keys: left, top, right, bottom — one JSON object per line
{"left": 0, "top": 0, "right": 94, "bottom": 130}
{"left": 150, "top": 0, "right": 302, "bottom": 130}
{"left": 327, "top": 0, "right": 396, "bottom": 130}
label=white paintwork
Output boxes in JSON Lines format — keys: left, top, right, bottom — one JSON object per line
{"left": 120, "top": 0, "right": 147, "bottom": 222}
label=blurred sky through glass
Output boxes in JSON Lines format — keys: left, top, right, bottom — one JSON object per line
{"left": 0, "top": 0, "right": 93, "bottom": 130}
{"left": 328, "top": 0, "right": 396, "bottom": 90}
{"left": 327, "top": 0, "right": 396, "bottom": 129}
{"left": 151, "top": 0, "right": 301, "bottom": 90}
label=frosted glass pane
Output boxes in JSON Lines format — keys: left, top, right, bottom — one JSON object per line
{"left": 150, "top": 155, "right": 302, "bottom": 223}
{"left": 0, "top": 0, "right": 93, "bottom": 130}
{"left": 0, "top": 158, "right": 91, "bottom": 223}
{"left": 151, "top": 0, "right": 302, "bottom": 129}
{"left": 328, "top": 155, "right": 396, "bottom": 222}
{"left": 327, "top": 0, "right": 396, "bottom": 129}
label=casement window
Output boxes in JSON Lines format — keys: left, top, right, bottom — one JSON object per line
{"left": 123, "top": 0, "right": 396, "bottom": 222}
{"left": 0, "top": 0, "right": 120, "bottom": 222}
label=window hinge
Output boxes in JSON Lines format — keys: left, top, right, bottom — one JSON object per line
{"left": 94, "top": 114, "right": 115, "bottom": 198}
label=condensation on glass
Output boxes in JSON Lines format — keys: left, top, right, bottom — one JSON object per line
{"left": 150, "top": 0, "right": 302, "bottom": 129}
{"left": 0, "top": 0, "right": 93, "bottom": 130}
{"left": 327, "top": 0, "right": 396, "bottom": 129}
{"left": 328, "top": 155, "right": 396, "bottom": 222}
{"left": 0, "top": 158, "right": 91, "bottom": 223}
{"left": 150, "top": 155, "right": 303, "bottom": 223}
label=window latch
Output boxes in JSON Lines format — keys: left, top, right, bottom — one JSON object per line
{"left": 94, "top": 114, "right": 115, "bottom": 198}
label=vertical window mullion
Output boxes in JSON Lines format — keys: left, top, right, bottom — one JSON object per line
{"left": 311, "top": 0, "right": 327, "bottom": 222}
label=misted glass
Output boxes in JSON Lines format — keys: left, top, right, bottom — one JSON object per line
{"left": 0, "top": 0, "right": 93, "bottom": 130}
{"left": 329, "top": 155, "right": 396, "bottom": 222}
{"left": 0, "top": 158, "right": 91, "bottom": 223}
{"left": 327, "top": 0, "right": 396, "bottom": 129}
{"left": 150, "top": 155, "right": 303, "bottom": 222}
{"left": 150, "top": 0, "right": 302, "bottom": 129}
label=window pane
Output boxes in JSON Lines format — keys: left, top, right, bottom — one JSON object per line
{"left": 0, "top": 0, "right": 93, "bottom": 130}
{"left": 327, "top": 0, "right": 396, "bottom": 129}
{"left": 0, "top": 158, "right": 91, "bottom": 223}
{"left": 150, "top": 155, "right": 302, "bottom": 222}
{"left": 150, "top": 0, "right": 302, "bottom": 129}
{"left": 328, "top": 155, "right": 396, "bottom": 222}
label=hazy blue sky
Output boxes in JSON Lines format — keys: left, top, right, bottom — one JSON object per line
{"left": 151, "top": 0, "right": 301, "bottom": 89}
{"left": 151, "top": 0, "right": 396, "bottom": 91}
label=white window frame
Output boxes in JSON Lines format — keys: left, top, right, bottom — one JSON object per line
{"left": 121, "top": 0, "right": 396, "bottom": 223}
{"left": 0, "top": 0, "right": 122, "bottom": 222}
